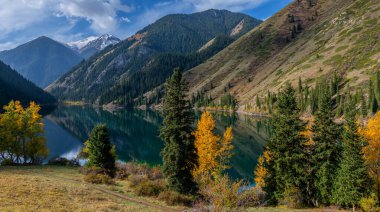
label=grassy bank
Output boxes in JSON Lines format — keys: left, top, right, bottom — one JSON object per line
{"left": 0, "top": 166, "right": 181, "bottom": 211}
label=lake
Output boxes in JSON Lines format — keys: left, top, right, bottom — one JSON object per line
{"left": 44, "top": 106, "right": 270, "bottom": 181}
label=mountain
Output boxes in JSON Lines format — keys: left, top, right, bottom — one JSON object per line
{"left": 0, "top": 60, "right": 56, "bottom": 107}
{"left": 0, "top": 36, "right": 83, "bottom": 88}
{"left": 67, "top": 34, "right": 121, "bottom": 59}
{"left": 183, "top": 0, "right": 380, "bottom": 109}
{"left": 47, "top": 9, "right": 262, "bottom": 106}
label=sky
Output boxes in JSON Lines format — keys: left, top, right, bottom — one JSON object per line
{"left": 0, "top": 0, "right": 292, "bottom": 51}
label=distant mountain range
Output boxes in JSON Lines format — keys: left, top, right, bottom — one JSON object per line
{"left": 47, "top": 9, "right": 262, "bottom": 106}
{"left": 0, "top": 36, "right": 83, "bottom": 88}
{"left": 0, "top": 60, "right": 56, "bottom": 107}
{"left": 67, "top": 34, "right": 120, "bottom": 59}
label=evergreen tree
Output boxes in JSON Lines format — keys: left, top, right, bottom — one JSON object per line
{"left": 332, "top": 102, "right": 371, "bottom": 208}
{"left": 256, "top": 95, "right": 261, "bottom": 110}
{"left": 160, "top": 68, "right": 198, "bottom": 194}
{"left": 265, "top": 83, "right": 308, "bottom": 205}
{"left": 86, "top": 124, "right": 116, "bottom": 177}
{"left": 312, "top": 89, "right": 342, "bottom": 206}
{"left": 361, "top": 94, "right": 368, "bottom": 117}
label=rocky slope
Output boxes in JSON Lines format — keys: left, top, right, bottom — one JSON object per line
{"left": 184, "top": 0, "right": 380, "bottom": 109}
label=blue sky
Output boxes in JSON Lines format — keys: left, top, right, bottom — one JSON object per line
{"left": 0, "top": 0, "right": 292, "bottom": 51}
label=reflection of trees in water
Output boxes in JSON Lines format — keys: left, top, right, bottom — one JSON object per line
{"left": 48, "top": 106, "right": 163, "bottom": 165}
{"left": 49, "top": 106, "right": 269, "bottom": 181}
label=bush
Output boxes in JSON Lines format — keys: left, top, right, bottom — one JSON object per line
{"left": 200, "top": 175, "right": 243, "bottom": 211}
{"left": 1, "top": 158, "right": 14, "bottom": 166}
{"left": 128, "top": 174, "right": 148, "bottom": 188}
{"left": 133, "top": 180, "right": 165, "bottom": 197}
{"left": 84, "top": 173, "right": 115, "bottom": 185}
{"left": 360, "top": 194, "right": 380, "bottom": 212}
{"left": 47, "top": 157, "right": 79, "bottom": 166}
{"left": 158, "top": 190, "right": 194, "bottom": 206}
{"left": 116, "top": 162, "right": 163, "bottom": 180}
{"left": 279, "top": 187, "right": 304, "bottom": 209}
{"left": 238, "top": 186, "right": 267, "bottom": 207}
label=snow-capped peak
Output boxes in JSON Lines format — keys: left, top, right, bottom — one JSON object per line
{"left": 67, "top": 34, "right": 121, "bottom": 52}
{"left": 67, "top": 36, "right": 98, "bottom": 50}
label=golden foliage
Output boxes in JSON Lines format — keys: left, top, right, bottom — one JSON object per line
{"left": 254, "top": 149, "right": 271, "bottom": 188}
{"left": 0, "top": 101, "right": 47, "bottom": 164}
{"left": 193, "top": 111, "right": 234, "bottom": 180}
{"left": 359, "top": 112, "right": 380, "bottom": 197}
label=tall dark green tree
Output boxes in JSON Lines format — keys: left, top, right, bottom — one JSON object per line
{"left": 332, "top": 102, "right": 371, "bottom": 208}
{"left": 160, "top": 68, "right": 198, "bottom": 194}
{"left": 312, "top": 89, "right": 342, "bottom": 206}
{"left": 265, "top": 83, "right": 308, "bottom": 205}
{"left": 86, "top": 124, "right": 116, "bottom": 177}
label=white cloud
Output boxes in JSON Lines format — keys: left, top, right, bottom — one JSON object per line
{"left": 0, "top": 0, "right": 53, "bottom": 36}
{"left": 57, "top": 0, "right": 133, "bottom": 33}
{"left": 121, "top": 17, "right": 131, "bottom": 23}
{"left": 0, "top": 41, "right": 17, "bottom": 51}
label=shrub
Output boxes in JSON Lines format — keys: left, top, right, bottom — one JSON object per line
{"left": 279, "top": 187, "right": 304, "bottom": 209}
{"left": 48, "top": 157, "right": 79, "bottom": 166}
{"left": 158, "top": 190, "right": 194, "bottom": 206}
{"left": 132, "top": 180, "right": 165, "bottom": 197}
{"left": 1, "top": 158, "right": 14, "bottom": 166}
{"left": 84, "top": 173, "right": 115, "bottom": 185}
{"left": 128, "top": 174, "right": 148, "bottom": 188}
{"left": 238, "top": 187, "right": 267, "bottom": 207}
{"left": 200, "top": 175, "right": 243, "bottom": 211}
{"left": 360, "top": 194, "right": 380, "bottom": 212}
{"left": 115, "top": 162, "right": 163, "bottom": 180}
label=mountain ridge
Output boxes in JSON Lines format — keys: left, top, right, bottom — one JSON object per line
{"left": 0, "top": 36, "right": 83, "bottom": 88}
{"left": 47, "top": 9, "right": 262, "bottom": 106}
{"left": 67, "top": 34, "right": 121, "bottom": 59}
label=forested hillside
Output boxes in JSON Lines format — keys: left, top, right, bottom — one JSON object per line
{"left": 46, "top": 9, "right": 262, "bottom": 106}
{"left": 183, "top": 0, "right": 380, "bottom": 110}
{"left": 0, "top": 60, "right": 56, "bottom": 106}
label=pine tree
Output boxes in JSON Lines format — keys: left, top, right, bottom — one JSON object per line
{"left": 265, "top": 83, "right": 308, "bottom": 205}
{"left": 361, "top": 94, "right": 368, "bottom": 117}
{"left": 332, "top": 102, "right": 371, "bottom": 208}
{"left": 86, "top": 124, "right": 116, "bottom": 177}
{"left": 160, "top": 68, "right": 198, "bottom": 194}
{"left": 312, "top": 89, "right": 342, "bottom": 206}
{"left": 256, "top": 95, "right": 261, "bottom": 110}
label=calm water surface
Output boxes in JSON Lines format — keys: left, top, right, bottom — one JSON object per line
{"left": 44, "top": 106, "right": 271, "bottom": 181}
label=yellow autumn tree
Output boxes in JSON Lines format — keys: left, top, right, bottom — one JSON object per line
{"left": 360, "top": 112, "right": 380, "bottom": 199}
{"left": 0, "top": 101, "right": 48, "bottom": 164}
{"left": 254, "top": 149, "right": 271, "bottom": 188}
{"left": 193, "top": 111, "right": 234, "bottom": 180}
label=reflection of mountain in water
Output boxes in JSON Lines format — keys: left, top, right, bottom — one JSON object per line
{"left": 46, "top": 106, "right": 270, "bottom": 181}
{"left": 48, "top": 106, "right": 164, "bottom": 165}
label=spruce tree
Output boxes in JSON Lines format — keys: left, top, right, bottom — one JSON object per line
{"left": 87, "top": 124, "right": 116, "bottom": 177}
{"left": 160, "top": 68, "right": 198, "bottom": 194}
{"left": 312, "top": 89, "right": 342, "bottom": 206}
{"left": 361, "top": 94, "right": 368, "bottom": 117}
{"left": 332, "top": 102, "right": 371, "bottom": 208}
{"left": 265, "top": 83, "right": 308, "bottom": 205}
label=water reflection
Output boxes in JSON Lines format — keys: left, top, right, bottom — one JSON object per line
{"left": 44, "top": 106, "right": 270, "bottom": 181}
